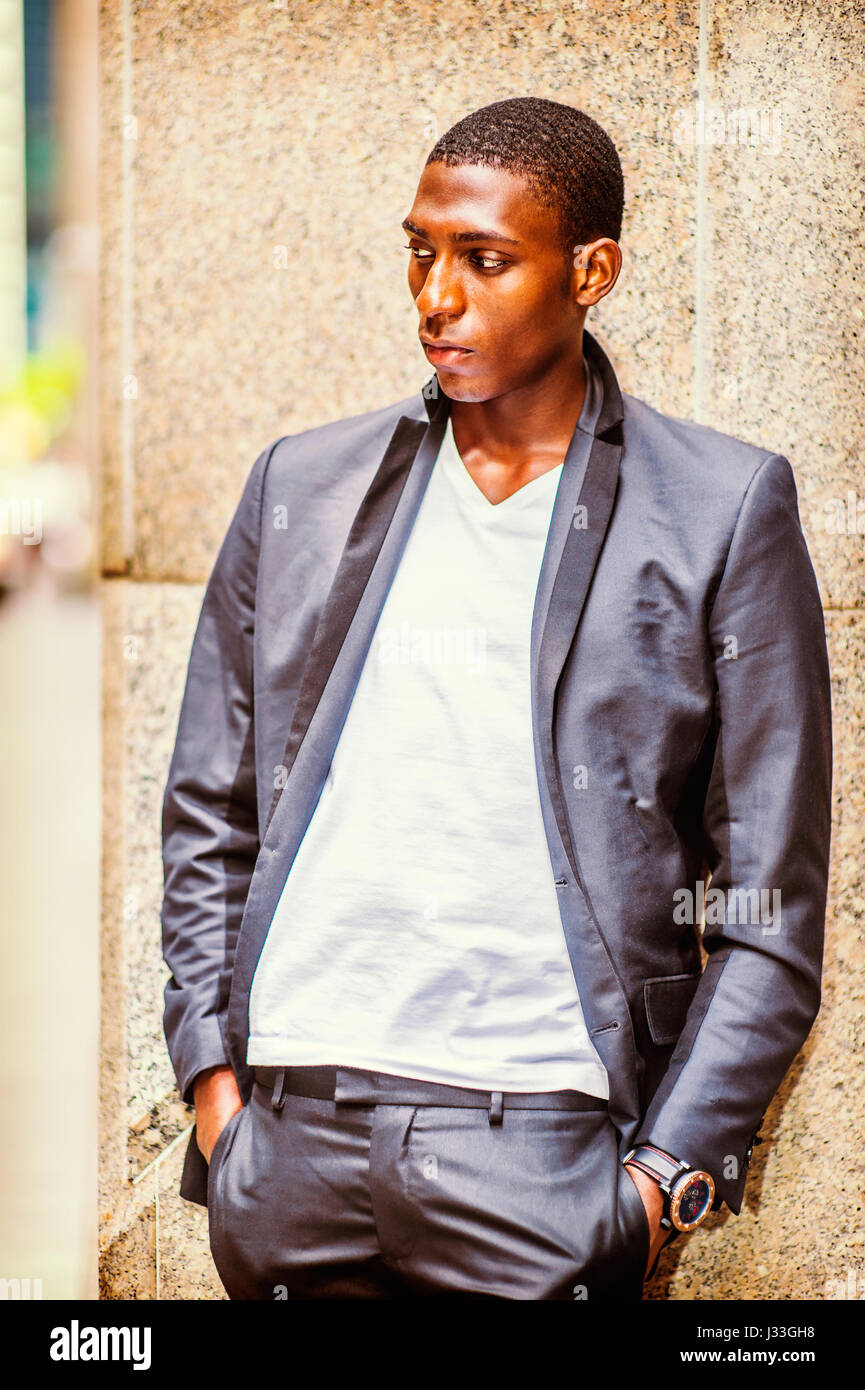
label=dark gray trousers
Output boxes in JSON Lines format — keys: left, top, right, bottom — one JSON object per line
{"left": 206, "top": 1071, "right": 650, "bottom": 1301}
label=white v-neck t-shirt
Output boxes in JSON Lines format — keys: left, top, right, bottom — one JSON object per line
{"left": 247, "top": 405, "right": 609, "bottom": 1097}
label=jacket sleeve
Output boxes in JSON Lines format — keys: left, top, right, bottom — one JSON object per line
{"left": 161, "top": 442, "right": 275, "bottom": 1106}
{"left": 633, "top": 451, "right": 832, "bottom": 1213}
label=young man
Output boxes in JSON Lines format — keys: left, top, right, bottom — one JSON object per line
{"left": 161, "top": 97, "right": 832, "bottom": 1300}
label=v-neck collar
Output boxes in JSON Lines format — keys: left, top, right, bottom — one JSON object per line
{"left": 438, "top": 415, "right": 565, "bottom": 516}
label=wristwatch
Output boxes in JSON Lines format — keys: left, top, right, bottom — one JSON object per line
{"left": 623, "top": 1142, "right": 715, "bottom": 1232}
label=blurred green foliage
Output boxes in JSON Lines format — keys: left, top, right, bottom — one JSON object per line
{"left": 0, "top": 338, "right": 86, "bottom": 468}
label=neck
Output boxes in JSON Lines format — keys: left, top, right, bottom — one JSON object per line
{"left": 449, "top": 344, "right": 587, "bottom": 475}
{"left": 445, "top": 345, "right": 589, "bottom": 505}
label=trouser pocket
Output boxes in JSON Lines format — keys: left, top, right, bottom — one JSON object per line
{"left": 206, "top": 1105, "right": 247, "bottom": 1264}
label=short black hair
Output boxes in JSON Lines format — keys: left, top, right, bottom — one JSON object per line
{"left": 425, "top": 97, "right": 624, "bottom": 250}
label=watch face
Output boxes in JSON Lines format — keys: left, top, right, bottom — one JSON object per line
{"left": 671, "top": 1173, "right": 714, "bottom": 1230}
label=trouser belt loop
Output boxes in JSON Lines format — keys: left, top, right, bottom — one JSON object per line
{"left": 488, "top": 1091, "right": 503, "bottom": 1125}
{"left": 271, "top": 1067, "right": 287, "bottom": 1112}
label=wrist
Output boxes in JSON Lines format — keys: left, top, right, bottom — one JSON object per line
{"left": 193, "top": 1064, "right": 237, "bottom": 1109}
{"left": 624, "top": 1160, "right": 665, "bottom": 1224}
{"left": 623, "top": 1142, "right": 715, "bottom": 1232}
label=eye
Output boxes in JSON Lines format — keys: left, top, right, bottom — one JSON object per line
{"left": 401, "top": 245, "right": 507, "bottom": 271}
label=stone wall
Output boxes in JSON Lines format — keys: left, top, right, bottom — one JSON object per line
{"left": 98, "top": 0, "right": 865, "bottom": 1300}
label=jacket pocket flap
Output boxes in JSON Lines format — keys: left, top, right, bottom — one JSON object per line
{"left": 643, "top": 971, "right": 702, "bottom": 1046}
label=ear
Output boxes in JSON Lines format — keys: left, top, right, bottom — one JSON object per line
{"left": 572, "top": 238, "right": 622, "bottom": 307}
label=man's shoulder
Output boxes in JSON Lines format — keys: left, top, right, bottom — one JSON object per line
{"left": 621, "top": 389, "right": 784, "bottom": 495}
{"left": 258, "top": 389, "right": 428, "bottom": 489}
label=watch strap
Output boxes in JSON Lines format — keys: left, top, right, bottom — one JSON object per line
{"left": 624, "top": 1143, "right": 686, "bottom": 1187}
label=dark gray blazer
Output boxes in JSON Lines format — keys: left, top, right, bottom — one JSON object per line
{"left": 161, "top": 329, "right": 832, "bottom": 1212}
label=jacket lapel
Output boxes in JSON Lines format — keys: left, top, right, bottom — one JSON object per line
{"left": 264, "top": 413, "right": 430, "bottom": 837}
{"left": 534, "top": 331, "right": 625, "bottom": 883}
{"left": 263, "top": 378, "right": 451, "bottom": 837}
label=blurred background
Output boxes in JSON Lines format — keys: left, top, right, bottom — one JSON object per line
{"left": 0, "top": 0, "right": 99, "bottom": 1299}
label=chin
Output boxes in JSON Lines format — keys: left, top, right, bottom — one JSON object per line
{"left": 433, "top": 373, "right": 498, "bottom": 405}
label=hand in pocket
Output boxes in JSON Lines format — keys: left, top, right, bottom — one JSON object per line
{"left": 193, "top": 1065, "right": 244, "bottom": 1164}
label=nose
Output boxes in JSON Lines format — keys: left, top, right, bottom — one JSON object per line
{"left": 413, "top": 252, "right": 464, "bottom": 319}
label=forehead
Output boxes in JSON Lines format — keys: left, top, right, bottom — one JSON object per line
{"left": 406, "top": 160, "right": 561, "bottom": 245}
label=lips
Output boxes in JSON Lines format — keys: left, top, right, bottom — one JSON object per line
{"left": 421, "top": 339, "right": 474, "bottom": 364}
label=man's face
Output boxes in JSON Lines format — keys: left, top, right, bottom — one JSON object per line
{"left": 402, "top": 160, "right": 581, "bottom": 403}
